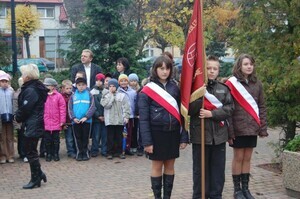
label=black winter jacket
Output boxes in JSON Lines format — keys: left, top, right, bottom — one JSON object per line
{"left": 138, "top": 79, "right": 188, "bottom": 146}
{"left": 92, "top": 86, "right": 104, "bottom": 123}
{"left": 189, "top": 80, "right": 234, "bottom": 145}
{"left": 15, "top": 79, "right": 48, "bottom": 138}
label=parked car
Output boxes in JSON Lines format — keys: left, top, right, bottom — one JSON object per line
{"left": 0, "top": 58, "right": 49, "bottom": 73}
{"left": 40, "top": 58, "right": 55, "bottom": 70}
{"left": 173, "top": 57, "right": 183, "bottom": 73}
{"left": 138, "top": 56, "right": 158, "bottom": 73}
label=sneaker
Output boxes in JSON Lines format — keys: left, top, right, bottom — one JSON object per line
{"left": 23, "top": 157, "right": 28, "bottom": 163}
{"left": 131, "top": 148, "right": 137, "bottom": 153}
{"left": 0, "top": 159, "right": 6, "bottom": 164}
{"left": 137, "top": 150, "right": 144, "bottom": 156}
{"left": 106, "top": 155, "right": 113, "bottom": 160}
{"left": 91, "top": 152, "right": 98, "bottom": 157}
{"left": 8, "top": 159, "right": 14, "bottom": 163}
{"left": 125, "top": 150, "right": 134, "bottom": 156}
{"left": 119, "top": 154, "right": 126, "bottom": 159}
{"left": 39, "top": 153, "right": 46, "bottom": 158}
{"left": 68, "top": 153, "right": 77, "bottom": 159}
{"left": 82, "top": 153, "right": 90, "bottom": 161}
{"left": 76, "top": 156, "right": 83, "bottom": 161}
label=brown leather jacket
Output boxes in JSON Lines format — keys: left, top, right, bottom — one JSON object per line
{"left": 228, "top": 76, "right": 268, "bottom": 137}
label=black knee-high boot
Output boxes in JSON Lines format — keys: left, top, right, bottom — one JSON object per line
{"left": 151, "top": 176, "right": 162, "bottom": 199}
{"left": 233, "top": 175, "right": 246, "bottom": 199}
{"left": 163, "top": 174, "right": 174, "bottom": 199}
{"left": 23, "top": 160, "right": 46, "bottom": 189}
{"left": 241, "top": 173, "right": 255, "bottom": 199}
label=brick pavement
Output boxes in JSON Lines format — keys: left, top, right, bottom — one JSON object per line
{"left": 0, "top": 128, "right": 297, "bottom": 199}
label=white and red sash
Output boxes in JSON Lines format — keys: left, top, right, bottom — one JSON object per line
{"left": 141, "top": 82, "right": 181, "bottom": 124}
{"left": 226, "top": 76, "right": 260, "bottom": 125}
{"left": 204, "top": 91, "right": 224, "bottom": 126}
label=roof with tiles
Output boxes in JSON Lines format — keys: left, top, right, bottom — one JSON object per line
{"left": 59, "top": 5, "right": 68, "bottom": 22}
{"left": 0, "top": 0, "right": 63, "bottom": 3}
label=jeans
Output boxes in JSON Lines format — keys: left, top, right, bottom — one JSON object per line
{"left": 64, "top": 125, "right": 76, "bottom": 156}
{"left": 91, "top": 122, "right": 107, "bottom": 155}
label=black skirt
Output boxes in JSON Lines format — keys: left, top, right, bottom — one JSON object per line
{"left": 147, "top": 130, "right": 180, "bottom": 161}
{"left": 230, "top": 136, "right": 257, "bottom": 148}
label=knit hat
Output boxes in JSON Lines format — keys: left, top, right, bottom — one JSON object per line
{"left": 108, "top": 78, "right": 119, "bottom": 89}
{"left": 118, "top": 74, "right": 129, "bottom": 83}
{"left": 105, "top": 72, "right": 112, "bottom": 78}
{"left": 43, "top": 78, "right": 57, "bottom": 86}
{"left": 0, "top": 72, "right": 10, "bottom": 81}
{"left": 75, "top": 77, "right": 87, "bottom": 85}
{"left": 96, "top": 73, "right": 105, "bottom": 82}
{"left": 128, "top": 73, "right": 139, "bottom": 82}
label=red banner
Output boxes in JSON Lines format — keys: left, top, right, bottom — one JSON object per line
{"left": 180, "top": 0, "right": 206, "bottom": 130}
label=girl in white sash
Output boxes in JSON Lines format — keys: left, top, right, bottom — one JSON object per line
{"left": 227, "top": 54, "right": 268, "bottom": 199}
{"left": 138, "top": 56, "right": 188, "bottom": 199}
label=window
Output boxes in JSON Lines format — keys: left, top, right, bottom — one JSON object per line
{"left": 0, "top": 7, "right": 7, "bottom": 18}
{"left": 37, "top": 7, "right": 54, "bottom": 18}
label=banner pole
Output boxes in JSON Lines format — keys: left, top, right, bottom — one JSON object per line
{"left": 201, "top": 97, "right": 205, "bottom": 199}
{"left": 200, "top": 0, "right": 206, "bottom": 198}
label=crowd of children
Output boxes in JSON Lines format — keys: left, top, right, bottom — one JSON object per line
{"left": 0, "top": 56, "right": 144, "bottom": 163}
{"left": 0, "top": 52, "right": 267, "bottom": 198}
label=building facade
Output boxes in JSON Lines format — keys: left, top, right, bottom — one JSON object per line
{"left": 0, "top": 0, "right": 70, "bottom": 64}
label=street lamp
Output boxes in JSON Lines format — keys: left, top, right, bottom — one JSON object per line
{"left": 10, "top": 0, "right": 17, "bottom": 76}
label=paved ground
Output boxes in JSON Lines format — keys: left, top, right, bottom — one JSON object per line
{"left": 0, "top": 128, "right": 297, "bottom": 199}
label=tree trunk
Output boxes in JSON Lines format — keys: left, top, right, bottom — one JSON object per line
{"left": 24, "top": 34, "right": 31, "bottom": 58}
{"left": 286, "top": 120, "right": 296, "bottom": 142}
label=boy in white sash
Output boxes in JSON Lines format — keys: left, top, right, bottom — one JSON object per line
{"left": 189, "top": 55, "right": 234, "bottom": 199}
{"left": 226, "top": 54, "right": 268, "bottom": 199}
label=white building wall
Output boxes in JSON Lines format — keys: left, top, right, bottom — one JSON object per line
{"left": 0, "top": 3, "right": 69, "bottom": 58}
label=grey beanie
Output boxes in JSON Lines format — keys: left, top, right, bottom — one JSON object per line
{"left": 128, "top": 73, "right": 139, "bottom": 82}
{"left": 44, "top": 78, "right": 58, "bottom": 86}
{"left": 108, "top": 78, "right": 119, "bottom": 89}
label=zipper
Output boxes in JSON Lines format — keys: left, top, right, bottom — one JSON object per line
{"left": 152, "top": 112, "right": 161, "bottom": 120}
{"left": 169, "top": 113, "right": 172, "bottom": 130}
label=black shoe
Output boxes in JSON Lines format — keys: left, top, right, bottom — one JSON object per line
{"left": 125, "top": 150, "right": 134, "bottom": 156}
{"left": 82, "top": 153, "right": 90, "bottom": 161}
{"left": 53, "top": 154, "right": 60, "bottom": 161}
{"left": 46, "top": 154, "right": 52, "bottom": 162}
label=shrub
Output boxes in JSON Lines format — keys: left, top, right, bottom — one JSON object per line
{"left": 285, "top": 135, "right": 300, "bottom": 152}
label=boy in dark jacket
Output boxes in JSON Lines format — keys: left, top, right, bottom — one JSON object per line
{"left": 68, "top": 78, "right": 96, "bottom": 161}
{"left": 189, "top": 55, "right": 234, "bottom": 199}
{"left": 90, "top": 73, "right": 107, "bottom": 157}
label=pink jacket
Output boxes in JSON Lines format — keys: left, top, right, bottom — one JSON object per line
{"left": 44, "top": 90, "right": 66, "bottom": 131}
